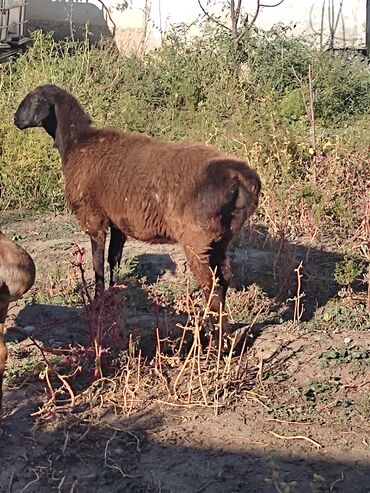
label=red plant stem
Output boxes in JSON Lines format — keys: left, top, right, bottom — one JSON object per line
{"left": 156, "top": 327, "right": 162, "bottom": 373}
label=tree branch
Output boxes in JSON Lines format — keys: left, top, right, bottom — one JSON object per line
{"left": 235, "top": 0, "right": 286, "bottom": 43}
{"left": 245, "top": 0, "right": 261, "bottom": 30}
{"left": 197, "top": 0, "right": 230, "bottom": 32}
{"left": 95, "top": 0, "right": 119, "bottom": 36}
{"left": 230, "top": 0, "right": 239, "bottom": 44}
{"left": 260, "top": 0, "right": 285, "bottom": 7}
{"left": 236, "top": 0, "right": 243, "bottom": 19}
{"left": 236, "top": 0, "right": 260, "bottom": 43}
{"left": 197, "top": 0, "right": 287, "bottom": 48}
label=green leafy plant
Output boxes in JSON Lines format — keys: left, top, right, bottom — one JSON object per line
{"left": 319, "top": 346, "right": 370, "bottom": 369}
{"left": 304, "top": 379, "right": 340, "bottom": 403}
{"left": 334, "top": 256, "right": 365, "bottom": 286}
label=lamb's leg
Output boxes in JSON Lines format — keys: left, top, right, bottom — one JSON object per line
{"left": 184, "top": 246, "right": 229, "bottom": 338}
{"left": 0, "top": 303, "right": 9, "bottom": 410}
{"left": 209, "top": 240, "right": 233, "bottom": 323}
{"left": 90, "top": 231, "right": 106, "bottom": 297}
{"left": 108, "top": 227, "right": 127, "bottom": 287}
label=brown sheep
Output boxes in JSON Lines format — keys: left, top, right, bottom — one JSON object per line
{"left": 0, "top": 232, "right": 35, "bottom": 409}
{"left": 14, "top": 84, "right": 261, "bottom": 336}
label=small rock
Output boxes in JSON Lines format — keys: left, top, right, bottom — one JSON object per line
{"left": 344, "top": 337, "right": 352, "bottom": 344}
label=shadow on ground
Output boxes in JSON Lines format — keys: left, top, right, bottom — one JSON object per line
{"left": 1, "top": 396, "right": 369, "bottom": 493}
{"left": 133, "top": 253, "right": 178, "bottom": 284}
{"left": 231, "top": 225, "right": 366, "bottom": 320}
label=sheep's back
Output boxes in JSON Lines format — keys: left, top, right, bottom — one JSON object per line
{"left": 0, "top": 233, "right": 36, "bottom": 304}
{"left": 62, "top": 130, "right": 245, "bottom": 241}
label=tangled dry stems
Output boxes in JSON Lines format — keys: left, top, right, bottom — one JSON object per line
{"left": 26, "top": 246, "right": 264, "bottom": 421}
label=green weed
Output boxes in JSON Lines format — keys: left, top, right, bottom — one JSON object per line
{"left": 319, "top": 346, "right": 370, "bottom": 369}
{"left": 305, "top": 300, "right": 370, "bottom": 332}
{"left": 304, "top": 379, "right": 340, "bottom": 403}
{"left": 4, "top": 356, "right": 43, "bottom": 387}
{"left": 334, "top": 256, "right": 366, "bottom": 286}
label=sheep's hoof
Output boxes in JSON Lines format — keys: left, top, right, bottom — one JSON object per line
{"left": 227, "top": 325, "right": 254, "bottom": 351}
{"left": 200, "top": 319, "right": 214, "bottom": 348}
{"left": 201, "top": 316, "right": 233, "bottom": 353}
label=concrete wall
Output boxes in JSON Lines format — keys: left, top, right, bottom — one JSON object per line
{"left": 24, "top": 0, "right": 367, "bottom": 52}
{"left": 27, "top": 1, "right": 113, "bottom": 42}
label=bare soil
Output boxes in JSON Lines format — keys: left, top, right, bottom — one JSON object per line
{"left": 0, "top": 213, "right": 369, "bottom": 493}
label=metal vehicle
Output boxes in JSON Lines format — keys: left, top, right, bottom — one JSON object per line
{"left": 0, "top": 0, "right": 29, "bottom": 61}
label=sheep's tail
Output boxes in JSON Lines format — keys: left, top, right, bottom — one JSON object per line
{"left": 223, "top": 159, "right": 261, "bottom": 234}
{"left": 194, "top": 158, "right": 261, "bottom": 236}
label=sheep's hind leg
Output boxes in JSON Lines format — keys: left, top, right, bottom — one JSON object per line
{"left": 184, "top": 246, "right": 229, "bottom": 345}
{"left": 90, "top": 231, "right": 106, "bottom": 297}
{"left": 0, "top": 303, "right": 9, "bottom": 410}
{"left": 108, "top": 227, "right": 127, "bottom": 287}
{"left": 209, "top": 240, "right": 232, "bottom": 333}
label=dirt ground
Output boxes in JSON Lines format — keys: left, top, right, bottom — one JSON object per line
{"left": 0, "top": 213, "right": 369, "bottom": 493}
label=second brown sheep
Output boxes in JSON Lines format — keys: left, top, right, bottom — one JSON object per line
{"left": 0, "top": 232, "right": 35, "bottom": 409}
{"left": 14, "top": 84, "right": 261, "bottom": 335}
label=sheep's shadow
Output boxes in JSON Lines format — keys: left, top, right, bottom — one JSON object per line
{"left": 5, "top": 232, "right": 365, "bottom": 369}
{"left": 7, "top": 303, "right": 86, "bottom": 347}
{"left": 6, "top": 253, "right": 177, "bottom": 351}
{"left": 133, "top": 252, "right": 177, "bottom": 283}
{"left": 126, "top": 229, "right": 365, "bottom": 327}
{"left": 230, "top": 224, "right": 366, "bottom": 321}
{"left": 118, "top": 230, "right": 365, "bottom": 341}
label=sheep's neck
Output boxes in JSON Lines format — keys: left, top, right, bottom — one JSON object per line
{"left": 54, "top": 98, "right": 93, "bottom": 157}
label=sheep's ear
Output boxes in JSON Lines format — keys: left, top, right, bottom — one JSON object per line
{"left": 32, "top": 103, "right": 64, "bottom": 154}
{"left": 15, "top": 95, "right": 53, "bottom": 131}
{"left": 54, "top": 125, "right": 63, "bottom": 154}
{"left": 33, "top": 100, "right": 52, "bottom": 127}
{"left": 52, "top": 105, "right": 66, "bottom": 155}
{"left": 249, "top": 174, "right": 261, "bottom": 196}
{"left": 34, "top": 102, "right": 64, "bottom": 154}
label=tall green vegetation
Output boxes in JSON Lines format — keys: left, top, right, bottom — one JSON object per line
{"left": 0, "top": 26, "right": 369, "bottom": 253}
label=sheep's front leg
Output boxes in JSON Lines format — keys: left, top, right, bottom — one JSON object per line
{"left": 0, "top": 303, "right": 9, "bottom": 410}
{"left": 90, "top": 231, "right": 106, "bottom": 297}
{"left": 108, "top": 227, "right": 127, "bottom": 287}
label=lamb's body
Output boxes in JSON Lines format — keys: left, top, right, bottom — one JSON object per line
{"left": 65, "top": 131, "right": 255, "bottom": 244}
{"left": 14, "top": 85, "right": 261, "bottom": 336}
{"left": 0, "top": 232, "right": 35, "bottom": 408}
{"left": 65, "top": 132, "right": 208, "bottom": 242}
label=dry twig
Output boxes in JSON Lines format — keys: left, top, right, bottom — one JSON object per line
{"left": 269, "top": 430, "right": 323, "bottom": 449}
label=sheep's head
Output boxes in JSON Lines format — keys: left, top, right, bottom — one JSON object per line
{"left": 14, "top": 85, "right": 92, "bottom": 156}
{"left": 14, "top": 85, "right": 58, "bottom": 134}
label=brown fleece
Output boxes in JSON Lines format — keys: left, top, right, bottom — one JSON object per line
{"left": 0, "top": 232, "right": 35, "bottom": 409}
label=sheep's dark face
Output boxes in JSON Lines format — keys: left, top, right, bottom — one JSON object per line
{"left": 14, "top": 91, "right": 54, "bottom": 131}
{"left": 14, "top": 84, "right": 92, "bottom": 157}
